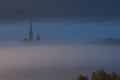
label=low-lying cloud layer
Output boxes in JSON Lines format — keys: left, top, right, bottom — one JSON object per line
{"left": 0, "top": 44, "right": 119, "bottom": 80}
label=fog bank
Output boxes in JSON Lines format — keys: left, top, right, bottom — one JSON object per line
{"left": 0, "top": 44, "right": 119, "bottom": 80}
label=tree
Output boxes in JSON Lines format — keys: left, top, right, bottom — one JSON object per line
{"left": 91, "top": 69, "right": 108, "bottom": 80}
{"left": 109, "top": 71, "right": 119, "bottom": 80}
{"left": 76, "top": 69, "right": 120, "bottom": 80}
{"left": 77, "top": 74, "right": 88, "bottom": 80}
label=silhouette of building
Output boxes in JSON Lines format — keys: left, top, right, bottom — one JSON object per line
{"left": 95, "top": 38, "right": 120, "bottom": 45}
{"left": 23, "top": 20, "right": 34, "bottom": 42}
{"left": 36, "top": 33, "right": 40, "bottom": 41}
{"left": 29, "top": 20, "right": 33, "bottom": 40}
{"left": 22, "top": 20, "right": 41, "bottom": 43}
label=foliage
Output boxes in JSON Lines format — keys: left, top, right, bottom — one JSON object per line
{"left": 76, "top": 69, "right": 120, "bottom": 80}
{"left": 77, "top": 74, "right": 88, "bottom": 80}
{"left": 91, "top": 69, "right": 108, "bottom": 80}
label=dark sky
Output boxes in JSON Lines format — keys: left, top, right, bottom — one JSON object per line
{"left": 0, "top": 0, "right": 120, "bottom": 22}
{"left": 0, "top": 0, "right": 119, "bottom": 43}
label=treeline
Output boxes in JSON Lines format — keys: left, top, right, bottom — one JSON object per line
{"left": 77, "top": 69, "right": 120, "bottom": 80}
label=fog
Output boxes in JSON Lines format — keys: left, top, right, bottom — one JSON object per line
{"left": 0, "top": 20, "right": 119, "bottom": 80}
{"left": 0, "top": 44, "right": 119, "bottom": 80}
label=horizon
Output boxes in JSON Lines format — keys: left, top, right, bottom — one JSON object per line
{"left": 0, "top": 20, "right": 120, "bottom": 44}
{"left": 0, "top": 0, "right": 120, "bottom": 80}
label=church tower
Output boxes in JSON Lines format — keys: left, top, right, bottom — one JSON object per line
{"left": 29, "top": 20, "right": 33, "bottom": 41}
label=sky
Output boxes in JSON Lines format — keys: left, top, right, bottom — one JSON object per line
{"left": 0, "top": 20, "right": 120, "bottom": 44}
{"left": 0, "top": 0, "right": 119, "bottom": 22}
{"left": 0, "top": 0, "right": 119, "bottom": 44}
{"left": 0, "top": 1, "right": 119, "bottom": 79}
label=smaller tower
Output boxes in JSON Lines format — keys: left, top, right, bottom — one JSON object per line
{"left": 36, "top": 33, "right": 40, "bottom": 41}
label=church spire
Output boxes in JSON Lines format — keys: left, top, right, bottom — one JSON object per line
{"left": 30, "top": 20, "right": 32, "bottom": 33}
{"left": 36, "top": 33, "right": 40, "bottom": 41}
{"left": 29, "top": 20, "right": 33, "bottom": 40}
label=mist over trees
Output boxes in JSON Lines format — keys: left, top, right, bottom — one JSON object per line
{"left": 77, "top": 69, "right": 120, "bottom": 80}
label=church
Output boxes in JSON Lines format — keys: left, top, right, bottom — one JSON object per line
{"left": 22, "top": 21, "right": 40, "bottom": 42}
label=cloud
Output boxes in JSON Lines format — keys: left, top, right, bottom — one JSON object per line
{"left": 0, "top": 44, "right": 119, "bottom": 80}
{"left": 0, "top": 0, "right": 119, "bottom": 22}
{"left": 0, "top": 44, "right": 119, "bottom": 68}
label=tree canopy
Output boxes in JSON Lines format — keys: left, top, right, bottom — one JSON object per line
{"left": 77, "top": 69, "right": 120, "bottom": 80}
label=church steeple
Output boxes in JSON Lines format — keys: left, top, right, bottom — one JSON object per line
{"left": 23, "top": 20, "right": 42, "bottom": 43}
{"left": 29, "top": 20, "right": 33, "bottom": 40}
